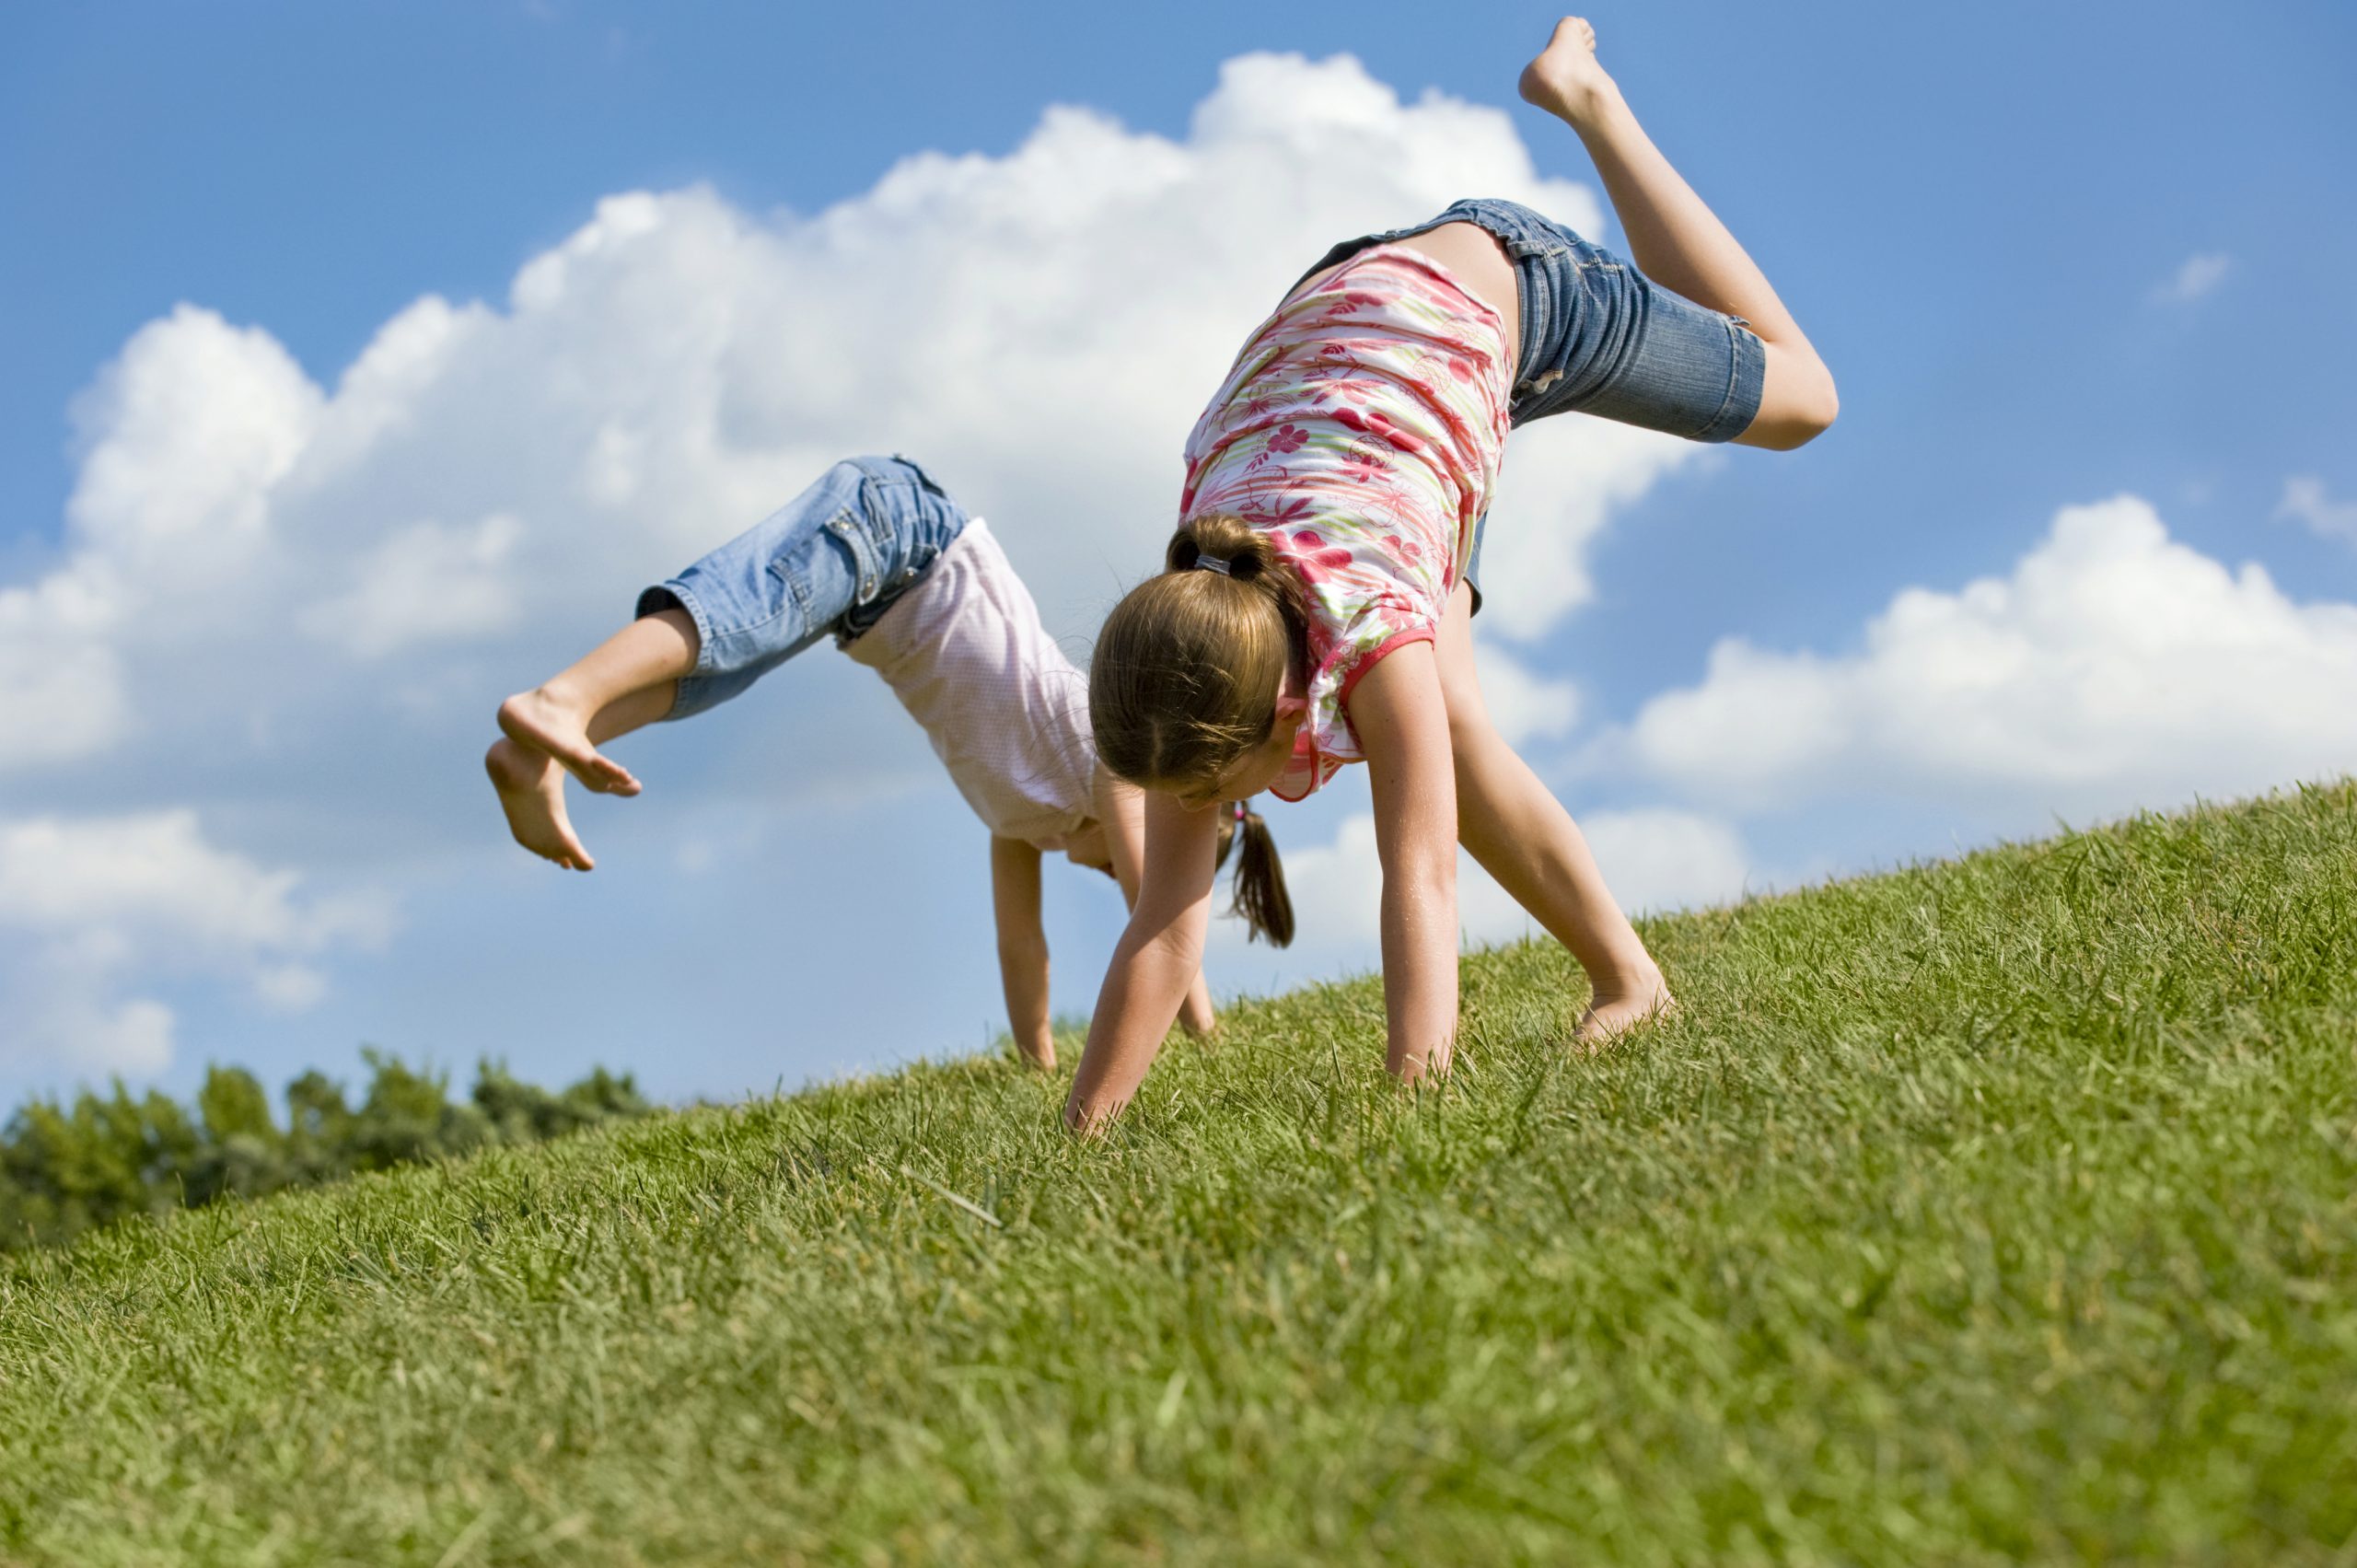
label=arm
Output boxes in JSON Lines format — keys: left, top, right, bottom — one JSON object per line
{"left": 1341, "top": 643, "right": 1460, "bottom": 1081}
{"left": 990, "top": 835, "right": 1056, "bottom": 1070}
{"left": 1064, "top": 789, "right": 1221, "bottom": 1132}
{"left": 1521, "top": 17, "right": 1837, "bottom": 448}
{"left": 1096, "top": 762, "right": 1218, "bottom": 1036}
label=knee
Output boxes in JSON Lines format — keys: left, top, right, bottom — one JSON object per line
{"left": 1793, "top": 362, "right": 1840, "bottom": 443}
{"left": 1754, "top": 355, "right": 1839, "bottom": 450}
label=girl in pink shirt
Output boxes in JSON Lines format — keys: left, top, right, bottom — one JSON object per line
{"left": 1071, "top": 19, "right": 1839, "bottom": 1128}
{"left": 486, "top": 454, "right": 1291, "bottom": 1071}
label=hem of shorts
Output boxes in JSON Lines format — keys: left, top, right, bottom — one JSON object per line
{"left": 1693, "top": 319, "right": 1770, "bottom": 444}
{"left": 637, "top": 577, "right": 718, "bottom": 719}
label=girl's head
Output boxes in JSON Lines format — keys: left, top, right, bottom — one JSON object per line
{"left": 1090, "top": 514, "right": 1311, "bottom": 806}
{"left": 1093, "top": 513, "right": 1304, "bottom": 947}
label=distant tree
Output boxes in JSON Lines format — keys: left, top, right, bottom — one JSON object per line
{"left": 474, "top": 1061, "right": 652, "bottom": 1143}
{"left": 284, "top": 1069, "right": 357, "bottom": 1187}
{"left": 0, "top": 1054, "right": 654, "bottom": 1256}
{"left": 346, "top": 1050, "right": 493, "bottom": 1172}
{"left": 183, "top": 1066, "right": 290, "bottom": 1208}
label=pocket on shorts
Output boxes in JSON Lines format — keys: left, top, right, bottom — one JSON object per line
{"left": 849, "top": 472, "right": 935, "bottom": 601}
{"left": 835, "top": 463, "right": 970, "bottom": 639}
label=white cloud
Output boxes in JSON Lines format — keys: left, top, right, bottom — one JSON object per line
{"left": 65, "top": 305, "right": 323, "bottom": 573}
{"left": 302, "top": 512, "right": 525, "bottom": 658}
{"left": 1621, "top": 494, "right": 2357, "bottom": 819}
{"left": 1579, "top": 807, "right": 1755, "bottom": 913}
{"left": 0, "top": 811, "right": 392, "bottom": 1078}
{"left": 22, "top": 997, "right": 177, "bottom": 1080}
{"left": 1256, "top": 804, "right": 1751, "bottom": 958}
{"left": 1474, "top": 640, "right": 1580, "bottom": 746}
{"left": 1271, "top": 813, "right": 1528, "bottom": 954}
{"left": 5, "top": 52, "right": 1667, "bottom": 774}
{"left": 2278, "top": 474, "right": 2357, "bottom": 544}
{"left": 2151, "top": 251, "right": 2232, "bottom": 305}
{"left": 3, "top": 52, "right": 1698, "bottom": 1086}
{"left": 0, "top": 563, "right": 130, "bottom": 766}
{"left": 1480, "top": 419, "right": 1692, "bottom": 641}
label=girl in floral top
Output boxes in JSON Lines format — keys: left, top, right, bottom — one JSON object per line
{"left": 1071, "top": 18, "right": 1840, "bottom": 1129}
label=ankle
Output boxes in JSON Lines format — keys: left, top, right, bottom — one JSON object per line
{"left": 527, "top": 679, "right": 593, "bottom": 722}
{"left": 1562, "top": 77, "right": 1631, "bottom": 138}
{"left": 1586, "top": 949, "right": 1665, "bottom": 1003}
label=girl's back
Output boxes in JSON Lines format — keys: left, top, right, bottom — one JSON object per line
{"left": 845, "top": 518, "right": 1097, "bottom": 852}
{"left": 1181, "top": 246, "right": 1514, "bottom": 799}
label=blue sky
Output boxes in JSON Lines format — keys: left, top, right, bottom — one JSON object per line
{"left": 4, "top": 0, "right": 2353, "bottom": 1113}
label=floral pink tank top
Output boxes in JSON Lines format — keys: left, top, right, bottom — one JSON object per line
{"left": 1179, "top": 247, "right": 1513, "bottom": 801}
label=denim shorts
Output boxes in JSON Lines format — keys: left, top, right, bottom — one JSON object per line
{"left": 1299, "top": 196, "right": 1767, "bottom": 613}
{"left": 638, "top": 455, "right": 970, "bottom": 719}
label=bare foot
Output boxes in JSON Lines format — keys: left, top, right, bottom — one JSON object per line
{"left": 485, "top": 738, "right": 597, "bottom": 871}
{"left": 497, "top": 686, "right": 640, "bottom": 796}
{"left": 1573, "top": 971, "right": 1678, "bottom": 1050}
{"left": 1517, "top": 16, "right": 1620, "bottom": 128}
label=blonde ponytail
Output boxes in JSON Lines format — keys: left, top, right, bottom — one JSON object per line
{"left": 1214, "top": 797, "right": 1295, "bottom": 947}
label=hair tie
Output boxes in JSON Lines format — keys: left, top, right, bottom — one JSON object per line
{"left": 1232, "top": 800, "right": 1248, "bottom": 822}
{"left": 1192, "top": 552, "right": 1233, "bottom": 577}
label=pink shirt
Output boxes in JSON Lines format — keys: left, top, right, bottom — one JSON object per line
{"left": 1179, "top": 247, "right": 1513, "bottom": 800}
{"left": 845, "top": 520, "right": 1097, "bottom": 849}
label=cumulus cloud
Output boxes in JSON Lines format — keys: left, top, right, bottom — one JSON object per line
{"left": 0, "top": 811, "right": 392, "bottom": 1077}
{"left": 1271, "top": 814, "right": 1526, "bottom": 955}
{"left": 1578, "top": 807, "right": 1755, "bottom": 913}
{"left": 0, "top": 565, "right": 129, "bottom": 766}
{"left": 5, "top": 54, "right": 1666, "bottom": 779}
{"left": 1620, "top": 494, "right": 2357, "bottom": 819}
{"left": 302, "top": 512, "right": 526, "bottom": 658}
{"left": 2151, "top": 251, "right": 2232, "bottom": 305}
{"left": 3, "top": 52, "right": 1700, "bottom": 1088}
{"left": 1474, "top": 641, "right": 1580, "bottom": 747}
{"left": 2278, "top": 475, "right": 2357, "bottom": 545}
{"left": 1259, "top": 804, "right": 1751, "bottom": 959}
{"left": 1480, "top": 420, "right": 1692, "bottom": 641}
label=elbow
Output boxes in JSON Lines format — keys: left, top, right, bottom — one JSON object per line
{"left": 1135, "top": 914, "right": 1206, "bottom": 977}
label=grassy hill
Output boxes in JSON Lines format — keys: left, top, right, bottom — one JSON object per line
{"left": 5, "top": 786, "right": 2354, "bottom": 1565}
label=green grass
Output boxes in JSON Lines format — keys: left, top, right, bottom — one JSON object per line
{"left": 5, "top": 785, "right": 2356, "bottom": 1566}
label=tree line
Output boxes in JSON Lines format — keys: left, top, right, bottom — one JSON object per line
{"left": 2, "top": 1052, "right": 652, "bottom": 1256}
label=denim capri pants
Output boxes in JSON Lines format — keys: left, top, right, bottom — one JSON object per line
{"left": 636, "top": 455, "right": 970, "bottom": 719}
{"left": 1297, "top": 196, "right": 1768, "bottom": 612}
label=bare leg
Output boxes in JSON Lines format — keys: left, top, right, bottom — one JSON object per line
{"left": 1434, "top": 580, "right": 1672, "bottom": 1042}
{"left": 486, "top": 609, "right": 699, "bottom": 871}
{"left": 1520, "top": 17, "right": 1838, "bottom": 449}
{"left": 496, "top": 608, "right": 699, "bottom": 795}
